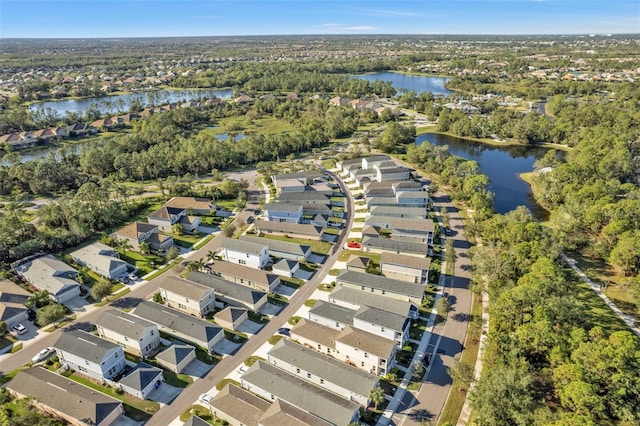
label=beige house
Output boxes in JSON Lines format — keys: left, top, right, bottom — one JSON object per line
{"left": 214, "top": 306, "right": 248, "bottom": 331}
{"left": 163, "top": 196, "right": 215, "bottom": 215}
{"left": 159, "top": 276, "right": 216, "bottom": 317}
{"left": 380, "top": 252, "right": 432, "bottom": 284}
{"left": 111, "top": 222, "right": 173, "bottom": 252}
{"left": 155, "top": 343, "right": 196, "bottom": 374}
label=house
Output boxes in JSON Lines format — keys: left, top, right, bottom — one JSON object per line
{"left": 13, "top": 253, "right": 81, "bottom": 304}
{"left": 254, "top": 220, "right": 324, "bottom": 241}
{"left": 132, "top": 301, "right": 224, "bottom": 354}
{"left": 7, "top": 367, "right": 124, "bottom": 426}
{"left": 209, "top": 260, "right": 280, "bottom": 293}
{"left": 328, "top": 96, "right": 352, "bottom": 107}
{"left": 240, "top": 361, "right": 361, "bottom": 426}
{"left": 116, "top": 113, "right": 141, "bottom": 123}
{"left": 163, "top": 196, "right": 215, "bottom": 215}
{"left": 290, "top": 318, "right": 341, "bottom": 356}
{"left": 118, "top": 363, "right": 164, "bottom": 400}
{"left": 267, "top": 339, "right": 379, "bottom": 407}
{"left": 345, "top": 256, "right": 371, "bottom": 272}
{"left": 368, "top": 205, "right": 427, "bottom": 219}
{"left": 380, "top": 252, "right": 432, "bottom": 284}
{"left": 209, "top": 383, "right": 271, "bottom": 426}
{"left": 308, "top": 300, "right": 355, "bottom": 330}
{"left": 271, "top": 171, "right": 324, "bottom": 188}
{"left": 328, "top": 287, "right": 418, "bottom": 320}
{"left": 336, "top": 270, "right": 425, "bottom": 304}
{"left": 111, "top": 222, "right": 174, "bottom": 252}
{"left": 334, "top": 326, "right": 397, "bottom": 376}
{"left": 70, "top": 242, "right": 130, "bottom": 279}
{"left": 147, "top": 206, "right": 200, "bottom": 232}
{"left": 184, "top": 416, "right": 211, "bottom": 426}
{"left": 376, "top": 166, "right": 412, "bottom": 182}
{"left": 271, "top": 259, "right": 299, "bottom": 278}
{"left": 352, "top": 305, "right": 411, "bottom": 347}
{"left": 54, "top": 330, "right": 127, "bottom": 381}
{"left": 187, "top": 271, "right": 268, "bottom": 312}
{"left": 259, "top": 399, "right": 333, "bottom": 426}
{"left": 91, "top": 117, "right": 122, "bottom": 129}
{"left": 240, "top": 235, "right": 311, "bottom": 262}
{"left": 276, "top": 191, "right": 331, "bottom": 207}
{"left": 158, "top": 276, "right": 216, "bottom": 317}
{"left": 395, "top": 191, "right": 430, "bottom": 207}
{"left": 214, "top": 306, "right": 248, "bottom": 331}
{"left": 0, "top": 279, "right": 31, "bottom": 326}
{"left": 365, "top": 217, "right": 435, "bottom": 245}
{"left": 95, "top": 309, "right": 160, "bottom": 358}
{"left": 155, "top": 343, "right": 196, "bottom": 374}
{"left": 273, "top": 178, "right": 306, "bottom": 194}
{"left": 65, "top": 122, "right": 97, "bottom": 137}
{"left": 361, "top": 236, "right": 428, "bottom": 258}
{"left": 262, "top": 203, "right": 303, "bottom": 223}
{"left": 337, "top": 158, "right": 362, "bottom": 174}
{"left": 361, "top": 155, "right": 391, "bottom": 170}
{"left": 220, "top": 238, "right": 270, "bottom": 269}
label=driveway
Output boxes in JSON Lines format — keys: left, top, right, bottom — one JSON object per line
{"left": 236, "top": 319, "right": 264, "bottom": 335}
{"left": 274, "top": 284, "right": 296, "bottom": 297}
{"left": 111, "top": 415, "right": 145, "bottom": 426}
{"left": 63, "top": 295, "right": 90, "bottom": 312}
{"left": 182, "top": 359, "right": 214, "bottom": 378}
{"left": 293, "top": 269, "right": 315, "bottom": 280}
{"left": 307, "top": 254, "right": 326, "bottom": 264}
{"left": 260, "top": 303, "right": 284, "bottom": 316}
{"left": 213, "top": 338, "right": 242, "bottom": 356}
{"left": 148, "top": 382, "right": 182, "bottom": 404}
{"left": 197, "top": 225, "right": 217, "bottom": 234}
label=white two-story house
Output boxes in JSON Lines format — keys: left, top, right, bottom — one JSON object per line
{"left": 263, "top": 203, "right": 303, "bottom": 223}
{"left": 54, "top": 330, "right": 126, "bottom": 381}
{"left": 95, "top": 309, "right": 160, "bottom": 358}
{"left": 220, "top": 238, "right": 270, "bottom": 269}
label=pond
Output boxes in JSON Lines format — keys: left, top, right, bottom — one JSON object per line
{"left": 354, "top": 72, "right": 452, "bottom": 96}
{"left": 29, "top": 88, "right": 234, "bottom": 116}
{"left": 416, "top": 133, "right": 550, "bottom": 218}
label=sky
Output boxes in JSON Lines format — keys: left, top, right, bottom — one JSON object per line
{"left": 1, "top": 0, "right": 638, "bottom": 38}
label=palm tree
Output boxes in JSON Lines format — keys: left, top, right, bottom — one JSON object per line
{"left": 369, "top": 387, "right": 385, "bottom": 410}
{"left": 118, "top": 239, "right": 132, "bottom": 260}
{"left": 206, "top": 250, "right": 217, "bottom": 264}
{"left": 27, "top": 290, "right": 50, "bottom": 309}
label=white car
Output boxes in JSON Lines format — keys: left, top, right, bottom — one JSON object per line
{"left": 11, "top": 323, "right": 27, "bottom": 335}
{"left": 199, "top": 393, "right": 213, "bottom": 404}
{"left": 32, "top": 347, "right": 56, "bottom": 363}
{"left": 237, "top": 365, "right": 248, "bottom": 374}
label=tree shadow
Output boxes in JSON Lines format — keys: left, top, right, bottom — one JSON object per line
{"left": 451, "top": 312, "right": 471, "bottom": 323}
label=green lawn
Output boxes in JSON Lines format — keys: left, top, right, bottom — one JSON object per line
{"left": 268, "top": 335, "right": 283, "bottom": 345}
{"left": 288, "top": 316, "right": 302, "bottom": 325}
{"left": 337, "top": 250, "right": 381, "bottom": 263}
{"left": 244, "top": 355, "right": 266, "bottom": 366}
{"left": 172, "top": 233, "right": 203, "bottom": 248}
{"left": 280, "top": 276, "right": 304, "bottom": 288}
{"left": 215, "top": 378, "right": 241, "bottom": 391}
{"left": 64, "top": 371, "right": 159, "bottom": 421}
{"left": 304, "top": 299, "right": 317, "bottom": 307}
{"left": 260, "top": 234, "right": 332, "bottom": 255}
{"left": 119, "top": 250, "right": 164, "bottom": 275}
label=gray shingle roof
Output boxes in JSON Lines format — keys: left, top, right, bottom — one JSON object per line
{"left": 276, "top": 192, "right": 330, "bottom": 203}
{"left": 241, "top": 361, "right": 359, "bottom": 426}
{"left": 214, "top": 306, "right": 248, "bottom": 323}
{"left": 239, "top": 235, "right": 310, "bottom": 257}
{"left": 329, "top": 287, "right": 415, "bottom": 316}
{"left": 159, "top": 276, "right": 214, "bottom": 300}
{"left": 7, "top": 367, "right": 122, "bottom": 425}
{"left": 272, "top": 259, "right": 298, "bottom": 272}
{"left": 54, "top": 330, "right": 120, "bottom": 363}
{"left": 118, "top": 363, "right": 162, "bottom": 391}
{"left": 337, "top": 269, "right": 425, "bottom": 299}
{"left": 263, "top": 202, "right": 304, "bottom": 213}
{"left": 14, "top": 254, "right": 79, "bottom": 297}
{"left": 369, "top": 205, "right": 426, "bottom": 217}
{"left": 354, "top": 305, "right": 409, "bottom": 331}
{"left": 187, "top": 271, "right": 267, "bottom": 305}
{"left": 183, "top": 415, "right": 211, "bottom": 426}
{"left": 362, "top": 236, "right": 428, "bottom": 256}
{"left": 70, "top": 242, "right": 128, "bottom": 276}
{"left": 254, "top": 220, "right": 323, "bottom": 237}
{"left": 95, "top": 309, "right": 157, "bottom": 339}
{"left": 0, "top": 279, "right": 30, "bottom": 322}
{"left": 308, "top": 300, "right": 355, "bottom": 326}
{"left": 155, "top": 343, "right": 195, "bottom": 366}
{"left": 380, "top": 252, "right": 432, "bottom": 270}
{"left": 260, "top": 399, "right": 332, "bottom": 426}
{"left": 212, "top": 260, "right": 280, "bottom": 286}
{"left": 132, "top": 301, "right": 223, "bottom": 345}
{"left": 268, "top": 339, "right": 378, "bottom": 398}
{"left": 221, "top": 238, "right": 268, "bottom": 256}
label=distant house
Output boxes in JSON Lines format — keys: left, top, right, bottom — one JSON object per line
{"left": 254, "top": 219, "right": 324, "bottom": 241}
{"left": 336, "top": 270, "right": 425, "bottom": 304}
{"left": 368, "top": 205, "right": 427, "bottom": 219}
{"left": 309, "top": 300, "right": 355, "bottom": 330}
{"left": 65, "top": 122, "right": 97, "bottom": 137}
{"left": 262, "top": 202, "right": 303, "bottom": 223}
{"left": 158, "top": 276, "right": 216, "bottom": 317}
{"left": 240, "top": 361, "right": 361, "bottom": 425}
{"left": 91, "top": 117, "right": 123, "bottom": 129}
{"left": 70, "top": 242, "right": 130, "bottom": 279}
{"left": 260, "top": 399, "right": 333, "bottom": 426}
{"left": 214, "top": 306, "right": 248, "bottom": 331}
{"left": 361, "top": 236, "right": 428, "bottom": 258}
{"left": 54, "top": 330, "right": 127, "bottom": 381}
{"left": 187, "top": 271, "right": 268, "bottom": 312}
{"left": 155, "top": 343, "right": 196, "bottom": 374}
{"left": 273, "top": 178, "right": 306, "bottom": 194}
{"left": 376, "top": 166, "right": 412, "bottom": 182}
{"left": 329, "top": 96, "right": 352, "bottom": 107}
{"left": 147, "top": 206, "right": 200, "bottom": 232}
{"left": 334, "top": 326, "right": 397, "bottom": 376}
{"left": 380, "top": 252, "right": 431, "bottom": 284}
{"left": 352, "top": 305, "right": 410, "bottom": 348}
{"left": 220, "top": 238, "right": 270, "bottom": 269}
{"left": 271, "top": 171, "right": 324, "bottom": 188}
{"left": 209, "top": 260, "right": 280, "bottom": 293}
{"left": 365, "top": 217, "right": 435, "bottom": 246}
{"left": 163, "top": 196, "right": 215, "bottom": 215}
{"left": 111, "top": 222, "right": 173, "bottom": 252}
{"left": 328, "top": 287, "right": 418, "bottom": 320}
{"left": 271, "top": 259, "right": 299, "bottom": 278}
{"left": 0, "top": 279, "right": 31, "bottom": 326}
{"left": 7, "top": 367, "right": 124, "bottom": 426}
{"left": 240, "top": 235, "right": 311, "bottom": 262}
{"left": 118, "top": 363, "right": 164, "bottom": 400}
{"left": 395, "top": 191, "right": 430, "bottom": 208}
{"left": 345, "top": 256, "right": 371, "bottom": 272}
{"left": 95, "top": 309, "right": 160, "bottom": 358}
{"left": 267, "top": 339, "right": 379, "bottom": 406}
{"left": 13, "top": 253, "right": 81, "bottom": 304}
{"left": 276, "top": 191, "right": 331, "bottom": 207}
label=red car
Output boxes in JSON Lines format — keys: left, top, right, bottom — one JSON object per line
{"left": 347, "top": 242, "right": 362, "bottom": 249}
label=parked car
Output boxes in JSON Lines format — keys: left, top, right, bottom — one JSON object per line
{"left": 11, "top": 323, "right": 27, "bottom": 335}
{"left": 199, "top": 393, "right": 213, "bottom": 404}
{"left": 347, "top": 241, "right": 362, "bottom": 249}
{"left": 32, "top": 347, "right": 56, "bottom": 363}
{"left": 444, "top": 227, "right": 451, "bottom": 236}
{"left": 277, "top": 327, "right": 291, "bottom": 336}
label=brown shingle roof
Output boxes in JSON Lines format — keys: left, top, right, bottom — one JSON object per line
{"left": 337, "top": 326, "right": 396, "bottom": 359}
{"left": 164, "top": 197, "right": 214, "bottom": 211}
{"left": 290, "top": 318, "right": 339, "bottom": 349}
{"left": 113, "top": 222, "right": 157, "bottom": 239}
{"left": 209, "top": 383, "right": 269, "bottom": 426}
{"left": 380, "top": 252, "right": 432, "bottom": 270}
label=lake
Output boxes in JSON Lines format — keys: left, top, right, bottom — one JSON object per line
{"left": 30, "top": 88, "right": 234, "bottom": 116}
{"left": 416, "top": 133, "right": 549, "bottom": 218}
{"left": 355, "top": 72, "right": 452, "bottom": 96}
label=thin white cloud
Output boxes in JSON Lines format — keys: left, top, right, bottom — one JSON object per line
{"left": 362, "top": 9, "right": 425, "bottom": 18}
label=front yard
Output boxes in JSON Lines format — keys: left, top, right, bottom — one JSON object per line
{"left": 260, "top": 234, "right": 332, "bottom": 255}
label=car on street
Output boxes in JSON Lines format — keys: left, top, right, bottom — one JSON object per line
{"left": 32, "top": 347, "right": 56, "bottom": 363}
{"left": 444, "top": 227, "right": 451, "bottom": 236}
{"left": 199, "top": 393, "right": 213, "bottom": 404}
{"left": 11, "top": 323, "right": 27, "bottom": 335}
{"left": 277, "top": 327, "right": 290, "bottom": 336}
